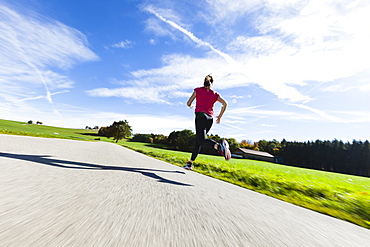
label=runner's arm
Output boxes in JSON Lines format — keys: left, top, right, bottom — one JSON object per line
{"left": 187, "top": 91, "right": 196, "bottom": 108}
{"left": 216, "top": 95, "right": 228, "bottom": 123}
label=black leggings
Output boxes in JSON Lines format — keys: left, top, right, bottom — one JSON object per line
{"left": 191, "top": 112, "right": 217, "bottom": 161}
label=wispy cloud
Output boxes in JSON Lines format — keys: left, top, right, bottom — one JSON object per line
{"left": 86, "top": 86, "right": 172, "bottom": 104}
{"left": 138, "top": 1, "right": 370, "bottom": 120}
{"left": 90, "top": 1, "right": 365, "bottom": 123}
{"left": 228, "top": 106, "right": 319, "bottom": 121}
{"left": 142, "top": 5, "right": 311, "bottom": 103}
{"left": 18, "top": 90, "right": 69, "bottom": 102}
{"left": 359, "top": 84, "right": 370, "bottom": 93}
{"left": 0, "top": 3, "right": 98, "bottom": 116}
{"left": 111, "top": 39, "right": 134, "bottom": 49}
{"left": 85, "top": 111, "right": 193, "bottom": 134}
{"left": 86, "top": 54, "right": 222, "bottom": 104}
{"left": 228, "top": 103, "right": 350, "bottom": 124}
{"left": 82, "top": 1, "right": 370, "bottom": 130}
{"left": 223, "top": 0, "right": 370, "bottom": 82}
{"left": 54, "top": 110, "right": 193, "bottom": 134}
{"left": 0, "top": 5, "right": 98, "bottom": 69}
{"left": 145, "top": 6, "right": 238, "bottom": 67}
{"left": 333, "top": 110, "right": 370, "bottom": 123}
{"left": 290, "top": 103, "right": 348, "bottom": 124}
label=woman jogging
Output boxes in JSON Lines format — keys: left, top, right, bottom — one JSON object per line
{"left": 184, "top": 75, "right": 231, "bottom": 170}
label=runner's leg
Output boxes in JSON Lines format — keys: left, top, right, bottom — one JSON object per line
{"left": 190, "top": 113, "right": 217, "bottom": 161}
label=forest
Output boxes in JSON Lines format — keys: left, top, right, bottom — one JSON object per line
{"left": 280, "top": 139, "right": 370, "bottom": 177}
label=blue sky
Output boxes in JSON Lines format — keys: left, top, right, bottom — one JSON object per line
{"left": 1, "top": 0, "right": 370, "bottom": 142}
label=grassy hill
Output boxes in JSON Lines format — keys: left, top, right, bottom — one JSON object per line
{"left": 1, "top": 119, "right": 369, "bottom": 229}
{"left": 0, "top": 119, "right": 100, "bottom": 141}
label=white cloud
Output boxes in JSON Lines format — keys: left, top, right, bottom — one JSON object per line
{"left": 333, "top": 110, "right": 370, "bottom": 123}
{"left": 131, "top": 0, "right": 370, "bottom": 122}
{"left": 86, "top": 86, "right": 172, "bottom": 104}
{"left": 126, "top": 6, "right": 312, "bottom": 103}
{"left": 203, "top": 0, "right": 262, "bottom": 25}
{"left": 320, "top": 84, "right": 357, "bottom": 93}
{"left": 229, "top": 95, "right": 245, "bottom": 99}
{"left": 227, "top": 35, "right": 287, "bottom": 55}
{"left": 261, "top": 124, "right": 277, "bottom": 127}
{"left": 227, "top": 105, "right": 323, "bottom": 122}
{"left": 359, "top": 84, "right": 370, "bottom": 93}
{"left": 315, "top": 68, "right": 370, "bottom": 94}
{"left": 85, "top": 53, "right": 253, "bottom": 104}
{"left": 145, "top": 17, "right": 175, "bottom": 38}
{"left": 213, "top": 0, "right": 370, "bottom": 87}
{"left": 0, "top": 3, "right": 98, "bottom": 116}
{"left": 88, "top": 112, "right": 193, "bottom": 134}
{"left": 0, "top": 98, "right": 193, "bottom": 134}
{"left": 145, "top": 6, "right": 238, "bottom": 66}
{"left": 111, "top": 39, "right": 134, "bottom": 49}
{"left": 0, "top": 5, "right": 98, "bottom": 70}
{"left": 290, "top": 103, "right": 348, "bottom": 124}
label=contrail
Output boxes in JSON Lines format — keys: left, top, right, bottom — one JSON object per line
{"left": 30, "top": 64, "right": 53, "bottom": 104}
{"left": 146, "top": 7, "right": 237, "bottom": 67}
{"left": 7, "top": 24, "right": 61, "bottom": 116}
{"left": 19, "top": 50, "right": 62, "bottom": 117}
{"left": 147, "top": 7, "right": 347, "bottom": 124}
{"left": 19, "top": 90, "right": 69, "bottom": 102}
{"left": 290, "top": 103, "right": 348, "bottom": 124}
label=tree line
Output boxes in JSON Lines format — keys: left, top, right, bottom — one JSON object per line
{"left": 279, "top": 139, "right": 370, "bottom": 177}
{"left": 132, "top": 130, "right": 239, "bottom": 156}
{"left": 130, "top": 131, "right": 370, "bottom": 177}
{"left": 98, "top": 122, "right": 369, "bottom": 177}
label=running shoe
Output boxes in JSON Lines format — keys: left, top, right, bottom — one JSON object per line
{"left": 218, "top": 139, "right": 231, "bottom": 160}
{"left": 183, "top": 162, "right": 193, "bottom": 170}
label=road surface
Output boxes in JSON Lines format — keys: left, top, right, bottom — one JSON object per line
{"left": 0, "top": 134, "right": 369, "bottom": 246}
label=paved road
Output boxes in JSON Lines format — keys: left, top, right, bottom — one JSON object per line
{"left": 0, "top": 134, "right": 369, "bottom": 247}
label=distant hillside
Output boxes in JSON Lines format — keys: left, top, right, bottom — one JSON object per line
{"left": 0, "top": 119, "right": 100, "bottom": 141}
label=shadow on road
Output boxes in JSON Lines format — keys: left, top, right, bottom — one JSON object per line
{"left": 0, "top": 152, "right": 191, "bottom": 186}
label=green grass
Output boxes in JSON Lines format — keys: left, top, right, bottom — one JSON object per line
{"left": 0, "top": 119, "right": 101, "bottom": 141}
{"left": 1, "top": 119, "right": 369, "bottom": 229}
{"left": 119, "top": 141, "right": 370, "bottom": 230}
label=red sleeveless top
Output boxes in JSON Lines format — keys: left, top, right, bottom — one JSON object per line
{"left": 194, "top": 87, "right": 219, "bottom": 116}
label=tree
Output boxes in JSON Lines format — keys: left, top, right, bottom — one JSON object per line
{"left": 98, "top": 120, "right": 132, "bottom": 142}
{"left": 111, "top": 120, "right": 132, "bottom": 143}
{"left": 176, "top": 130, "right": 195, "bottom": 151}
{"left": 239, "top": 139, "right": 258, "bottom": 150}
{"left": 226, "top": 138, "right": 239, "bottom": 152}
{"left": 258, "top": 139, "right": 280, "bottom": 155}
{"left": 209, "top": 134, "right": 221, "bottom": 143}
{"left": 98, "top": 126, "right": 113, "bottom": 138}
{"left": 167, "top": 131, "right": 180, "bottom": 147}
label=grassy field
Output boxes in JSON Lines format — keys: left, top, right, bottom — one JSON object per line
{"left": 0, "top": 119, "right": 101, "bottom": 141}
{"left": 1, "top": 119, "right": 369, "bottom": 229}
